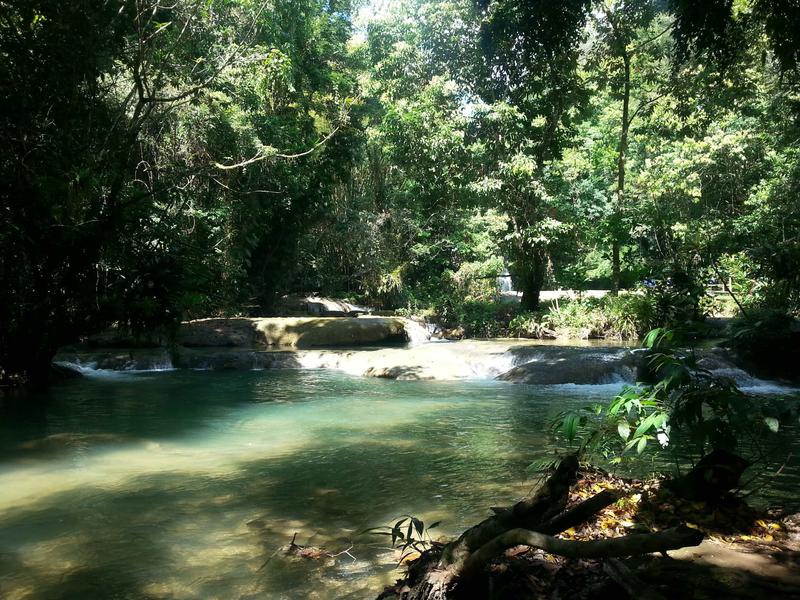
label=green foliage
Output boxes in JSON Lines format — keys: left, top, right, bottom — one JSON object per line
{"left": 227, "top": 0, "right": 800, "bottom": 337}
{"left": 362, "top": 515, "right": 440, "bottom": 563}
{"left": 672, "top": 0, "right": 800, "bottom": 72}
{"left": 2, "top": 0, "right": 800, "bottom": 382}
{"left": 508, "top": 294, "right": 658, "bottom": 340}
{"left": 553, "top": 328, "right": 796, "bottom": 468}
{"left": 443, "top": 300, "right": 511, "bottom": 338}
{"left": 0, "top": 0, "right": 361, "bottom": 379}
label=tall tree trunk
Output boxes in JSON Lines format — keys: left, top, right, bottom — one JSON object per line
{"left": 612, "top": 50, "right": 631, "bottom": 295}
{"left": 515, "top": 247, "right": 546, "bottom": 311}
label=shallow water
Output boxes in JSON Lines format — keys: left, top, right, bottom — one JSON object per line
{"left": 0, "top": 368, "right": 797, "bottom": 600}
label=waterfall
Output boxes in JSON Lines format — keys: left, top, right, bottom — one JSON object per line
{"left": 497, "top": 269, "right": 514, "bottom": 293}
{"left": 402, "top": 318, "right": 432, "bottom": 345}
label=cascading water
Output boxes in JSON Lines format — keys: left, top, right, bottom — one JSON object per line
{"left": 54, "top": 350, "right": 175, "bottom": 375}
{"left": 52, "top": 339, "right": 798, "bottom": 392}
{"left": 496, "top": 268, "right": 514, "bottom": 293}
{"left": 403, "top": 318, "right": 433, "bottom": 345}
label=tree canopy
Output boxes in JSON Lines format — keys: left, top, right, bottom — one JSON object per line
{"left": 1, "top": 0, "right": 799, "bottom": 381}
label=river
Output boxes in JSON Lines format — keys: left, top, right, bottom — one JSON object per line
{"left": 0, "top": 343, "right": 797, "bottom": 599}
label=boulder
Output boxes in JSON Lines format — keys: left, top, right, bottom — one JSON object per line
{"left": 178, "top": 316, "right": 409, "bottom": 348}
{"left": 278, "top": 295, "right": 370, "bottom": 317}
{"left": 363, "top": 365, "right": 432, "bottom": 380}
{"left": 498, "top": 346, "right": 640, "bottom": 385}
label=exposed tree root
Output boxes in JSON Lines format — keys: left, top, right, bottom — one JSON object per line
{"left": 378, "top": 456, "right": 707, "bottom": 600}
{"left": 537, "top": 488, "right": 623, "bottom": 535}
{"left": 437, "top": 454, "right": 579, "bottom": 575}
{"left": 459, "top": 525, "right": 703, "bottom": 579}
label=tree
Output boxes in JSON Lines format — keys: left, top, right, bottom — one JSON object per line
{"left": 0, "top": 0, "right": 360, "bottom": 382}
{"left": 591, "top": 1, "right": 663, "bottom": 293}
{"left": 472, "top": 0, "right": 592, "bottom": 309}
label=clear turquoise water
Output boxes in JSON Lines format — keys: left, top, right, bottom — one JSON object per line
{"left": 0, "top": 369, "right": 796, "bottom": 599}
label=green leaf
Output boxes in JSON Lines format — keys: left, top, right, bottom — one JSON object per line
{"left": 361, "top": 527, "right": 390, "bottom": 535}
{"left": 634, "top": 412, "right": 662, "bottom": 438}
{"left": 412, "top": 517, "right": 424, "bottom": 537}
{"left": 617, "top": 420, "right": 631, "bottom": 440}
{"left": 527, "top": 458, "right": 557, "bottom": 473}
{"left": 563, "top": 413, "right": 580, "bottom": 443}
{"left": 643, "top": 328, "right": 663, "bottom": 348}
{"left": 608, "top": 397, "right": 624, "bottom": 416}
{"left": 764, "top": 417, "right": 779, "bottom": 432}
{"left": 586, "top": 402, "right": 603, "bottom": 415}
{"left": 636, "top": 436, "right": 648, "bottom": 454}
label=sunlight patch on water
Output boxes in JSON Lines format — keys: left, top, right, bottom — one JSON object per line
{"left": 0, "top": 393, "right": 456, "bottom": 512}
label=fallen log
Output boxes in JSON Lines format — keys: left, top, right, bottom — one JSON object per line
{"left": 382, "top": 457, "right": 706, "bottom": 600}
{"left": 459, "top": 525, "right": 704, "bottom": 580}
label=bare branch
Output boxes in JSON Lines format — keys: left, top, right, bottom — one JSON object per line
{"left": 627, "top": 91, "right": 669, "bottom": 127}
{"left": 213, "top": 126, "right": 342, "bottom": 170}
{"left": 631, "top": 23, "right": 675, "bottom": 55}
{"left": 210, "top": 177, "right": 283, "bottom": 195}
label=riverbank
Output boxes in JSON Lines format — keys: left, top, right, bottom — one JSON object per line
{"left": 376, "top": 464, "right": 800, "bottom": 600}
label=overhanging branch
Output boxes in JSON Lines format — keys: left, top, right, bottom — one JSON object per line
{"left": 213, "top": 125, "right": 342, "bottom": 171}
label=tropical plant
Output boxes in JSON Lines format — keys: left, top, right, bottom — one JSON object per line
{"left": 363, "top": 515, "right": 441, "bottom": 564}
{"left": 553, "top": 328, "right": 794, "bottom": 468}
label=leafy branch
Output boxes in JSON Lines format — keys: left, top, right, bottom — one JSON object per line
{"left": 552, "top": 328, "right": 793, "bottom": 470}
{"left": 362, "top": 515, "right": 441, "bottom": 564}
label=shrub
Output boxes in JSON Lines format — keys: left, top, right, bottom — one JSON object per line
{"left": 508, "top": 294, "right": 658, "bottom": 340}
{"left": 508, "top": 311, "right": 554, "bottom": 338}
{"left": 553, "top": 329, "right": 797, "bottom": 469}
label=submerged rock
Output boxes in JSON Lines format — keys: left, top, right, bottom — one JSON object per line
{"left": 8, "top": 432, "right": 157, "bottom": 461}
{"left": 364, "top": 365, "right": 434, "bottom": 381}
